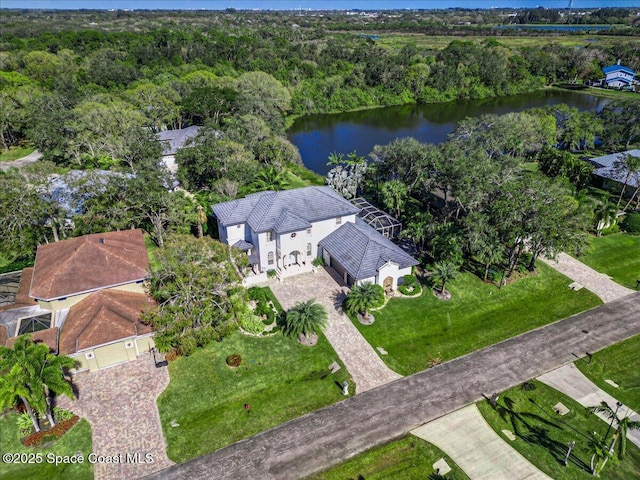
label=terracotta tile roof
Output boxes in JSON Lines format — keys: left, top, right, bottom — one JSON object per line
{"left": 5, "top": 327, "right": 59, "bottom": 353}
{"left": 59, "top": 290, "right": 155, "bottom": 354}
{"left": 30, "top": 230, "right": 150, "bottom": 301}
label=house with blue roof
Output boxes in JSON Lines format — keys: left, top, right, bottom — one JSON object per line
{"left": 212, "top": 186, "right": 418, "bottom": 289}
{"left": 602, "top": 61, "right": 637, "bottom": 89}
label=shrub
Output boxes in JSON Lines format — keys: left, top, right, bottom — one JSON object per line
{"left": 267, "top": 269, "right": 277, "bottom": 278}
{"left": 521, "top": 381, "right": 537, "bottom": 391}
{"left": 53, "top": 407, "right": 74, "bottom": 423}
{"left": 312, "top": 257, "right": 325, "bottom": 267}
{"left": 248, "top": 287, "right": 267, "bottom": 303}
{"left": 621, "top": 213, "right": 640, "bottom": 234}
{"left": 226, "top": 353, "right": 242, "bottom": 367}
{"left": 402, "top": 274, "right": 417, "bottom": 286}
{"left": 601, "top": 224, "right": 621, "bottom": 235}
{"left": 239, "top": 312, "right": 265, "bottom": 335}
{"left": 398, "top": 282, "right": 421, "bottom": 296}
{"left": 16, "top": 412, "right": 34, "bottom": 438}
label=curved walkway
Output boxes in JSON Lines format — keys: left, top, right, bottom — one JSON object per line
{"left": 268, "top": 268, "right": 401, "bottom": 393}
{"left": 411, "top": 405, "right": 551, "bottom": 480}
{"left": 0, "top": 149, "right": 42, "bottom": 171}
{"left": 537, "top": 363, "right": 640, "bottom": 448}
{"left": 58, "top": 354, "right": 173, "bottom": 480}
{"left": 541, "top": 252, "right": 634, "bottom": 303}
{"left": 148, "top": 292, "right": 640, "bottom": 480}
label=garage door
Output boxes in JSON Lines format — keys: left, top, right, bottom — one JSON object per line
{"left": 95, "top": 342, "right": 129, "bottom": 369}
{"left": 329, "top": 256, "right": 354, "bottom": 285}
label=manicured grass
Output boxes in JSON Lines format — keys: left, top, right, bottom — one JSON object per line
{"left": 575, "top": 335, "right": 640, "bottom": 413}
{"left": 0, "top": 414, "right": 93, "bottom": 480}
{"left": 286, "top": 163, "right": 325, "bottom": 187}
{"left": 578, "top": 233, "right": 640, "bottom": 289}
{"left": 0, "top": 146, "right": 34, "bottom": 162}
{"left": 477, "top": 380, "right": 640, "bottom": 480}
{"left": 157, "top": 322, "right": 353, "bottom": 462}
{"left": 352, "top": 263, "right": 601, "bottom": 376}
{"left": 306, "top": 435, "right": 470, "bottom": 480}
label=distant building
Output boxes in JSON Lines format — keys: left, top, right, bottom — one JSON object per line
{"left": 588, "top": 149, "right": 640, "bottom": 197}
{"left": 602, "top": 61, "right": 637, "bottom": 89}
{"left": 156, "top": 126, "right": 201, "bottom": 174}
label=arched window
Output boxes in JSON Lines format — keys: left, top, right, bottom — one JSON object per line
{"left": 267, "top": 252, "right": 274, "bottom": 265}
{"left": 306, "top": 243, "right": 312, "bottom": 256}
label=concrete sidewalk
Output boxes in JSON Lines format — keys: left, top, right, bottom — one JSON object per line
{"left": 268, "top": 268, "right": 401, "bottom": 393}
{"left": 538, "top": 363, "right": 640, "bottom": 448}
{"left": 541, "top": 252, "right": 634, "bottom": 303}
{"left": 412, "top": 405, "right": 551, "bottom": 480}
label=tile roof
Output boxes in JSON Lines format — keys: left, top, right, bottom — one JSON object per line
{"left": 589, "top": 150, "right": 640, "bottom": 189}
{"left": 605, "top": 77, "right": 632, "bottom": 84}
{"left": 212, "top": 186, "right": 361, "bottom": 233}
{"left": 319, "top": 219, "right": 419, "bottom": 280}
{"left": 232, "top": 239, "right": 254, "bottom": 251}
{"left": 6, "top": 327, "right": 59, "bottom": 353}
{"left": 156, "top": 126, "right": 201, "bottom": 156}
{"left": 59, "top": 290, "right": 155, "bottom": 354}
{"left": 30, "top": 230, "right": 150, "bottom": 301}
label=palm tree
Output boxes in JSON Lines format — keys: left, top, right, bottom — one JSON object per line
{"left": 614, "top": 153, "right": 640, "bottom": 209}
{"left": 593, "top": 200, "right": 617, "bottom": 236}
{"left": 284, "top": 299, "right": 328, "bottom": 345}
{"left": 381, "top": 180, "right": 408, "bottom": 219}
{"left": 195, "top": 204, "right": 207, "bottom": 239}
{"left": 345, "top": 283, "right": 383, "bottom": 317}
{"left": 430, "top": 261, "right": 459, "bottom": 295}
{"left": 476, "top": 244, "right": 505, "bottom": 283}
{"left": 0, "top": 336, "right": 75, "bottom": 432}
{"left": 586, "top": 401, "right": 640, "bottom": 473}
{"left": 252, "top": 166, "right": 289, "bottom": 192}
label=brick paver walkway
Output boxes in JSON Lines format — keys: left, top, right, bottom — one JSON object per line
{"left": 538, "top": 363, "right": 640, "bottom": 448}
{"left": 541, "top": 252, "right": 634, "bottom": 303}
{"left": 268, "top": 268, "right": 401, "bottom": 393}
{"left": 412, "top": 405, "right": 551, "bottom": 480}
{"left": 58, "top": 354, "right": 173, "bottom": 480}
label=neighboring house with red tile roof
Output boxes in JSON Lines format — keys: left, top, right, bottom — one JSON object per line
{"left": 1, "top": 229, "right": 157, "bottom": 372}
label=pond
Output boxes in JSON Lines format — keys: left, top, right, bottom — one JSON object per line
{"left": 288, "top": 90, "right": 609, "bottom": 175}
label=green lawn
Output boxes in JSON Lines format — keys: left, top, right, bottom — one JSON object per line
{"left": 157, "top": 305, "right": 353, "bottom": 462}
{"left": 0, "top": 414, "right": 93, "bottom": 480}
{"left": 306, "top": 435, "right": 470, "bottom": 480}
{"left": 352, "top": 263, "right": 601, "bottom": 376}
{"left": 575, "top": 335, "right": 640, "bottom": 413}
{"left": 0, "top": 146, "right": 35, "bottom": 162}
{"left": 477, "top": 380, "right": 640, "bottom": 480}
{"left": 578, "top": 234, "right": 640, "bottom": 289}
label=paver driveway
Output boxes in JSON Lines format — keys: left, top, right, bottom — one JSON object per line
{"left": 58, "top": 353, "right": 173, "bottom": 480}
{"left": 268, "top": 267, "right": 401, "bottom": 393}
{"left": 412, "top": 404, "right": 551, "bottom": 480}
{"left": 541, "top": 253, "right": 634, "bottom": 303}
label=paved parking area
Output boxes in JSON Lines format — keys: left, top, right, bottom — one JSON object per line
{"left": 58, "top": 354, "right": 173, "bottom": 480}
{"left": 268, "top": 267, "right": 401, "bottom": 394}
{"left": 412, "top": 405, "right": 551, "bottom": 480}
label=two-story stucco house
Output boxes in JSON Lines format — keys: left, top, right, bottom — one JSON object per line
{"left": 212, "top": 186, "right": 418, "bottom": 290}
{"left": 602, "top": 61, "right": 637, "bottom": 89}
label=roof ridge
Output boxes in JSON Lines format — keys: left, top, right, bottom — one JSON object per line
{"left": 44, "top": 237, "right": 89, "bottom": 298}
{"left": 94, "top": 239, "right": 148, "bottom": 277}
{"left": 351, "top": 223, "right": 373, "bottom": 279}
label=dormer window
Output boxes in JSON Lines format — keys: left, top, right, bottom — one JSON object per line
{"left": 266, "top": 230, "right": 274, "bottom": 242}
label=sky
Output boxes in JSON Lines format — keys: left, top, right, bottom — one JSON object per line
{"left": 1, "top": 1, "right": 639, "bottom": 10}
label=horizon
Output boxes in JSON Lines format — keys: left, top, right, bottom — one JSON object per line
{"left": 2, "top": 1, "right": 640, "bottom": 11}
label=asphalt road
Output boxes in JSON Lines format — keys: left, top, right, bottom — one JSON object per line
{"left": 146, "top": 292, "right": 640, "bottom": 480}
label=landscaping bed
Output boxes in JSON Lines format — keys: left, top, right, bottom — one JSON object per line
{"left": 575, "top": 334, "right": 640, "bottom": 413}
{"left": 578, "top": 233, "right": 640, "bottom": 290}
{"left": 0, "top": 413, "right": 93, "bottom": 480}
{"left": 477, "top": 380, "right": 640, "bottom": 480}
{"left": 158, "top": 287, "right": 353, "bottom": 463}
{"left": 351, "top": 263, "right": 601, "bottom": 376}
{"left": 306, "top": 435, "right": 469, "bottom": 480}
